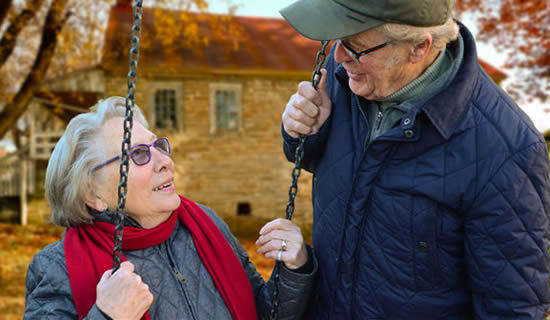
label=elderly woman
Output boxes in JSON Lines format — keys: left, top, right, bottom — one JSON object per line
{"left": 24, "top": 96, "right": 316, "bottom": 320}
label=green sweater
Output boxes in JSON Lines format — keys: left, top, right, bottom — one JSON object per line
{"left": 359, "top": 34, "right": 464, "bottom": 145}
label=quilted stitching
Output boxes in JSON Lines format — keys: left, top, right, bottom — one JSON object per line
{"left": 284, "top": 23, "right": 550, "bottom": 320}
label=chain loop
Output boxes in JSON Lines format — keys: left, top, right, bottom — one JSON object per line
{"left": 113, "top": 0, "right": 143, "bottom": 273}
{"left": 270, "top": 40, "right": 330, "bottom": 320}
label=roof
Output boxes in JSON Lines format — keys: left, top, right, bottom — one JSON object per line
{"left": 101, "top": 6, "right": 323, "bottom": 76}
{"left": 101, "top": 4, "right": 507, "bottom": 80}
{"left": 478, "top": 59, "right": 507, "bottom": 82}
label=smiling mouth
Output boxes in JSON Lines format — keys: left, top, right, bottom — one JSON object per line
{"left": 153, "top": 182, "right": 173, "bottom": 192}
{"left": 347, "top": 70, "right": 364, "bottom": 79}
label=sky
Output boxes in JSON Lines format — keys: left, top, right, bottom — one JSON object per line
{"left": 205, "top": 0, "right": 550, "bottom": 133}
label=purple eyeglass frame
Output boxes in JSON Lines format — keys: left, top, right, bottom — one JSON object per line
{"left": 93, "top": 137, "right": 171, "bottom": 171}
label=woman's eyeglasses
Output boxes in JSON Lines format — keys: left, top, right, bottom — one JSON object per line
{"left": 93, "top": 137, "right": 171, "bottom": 171}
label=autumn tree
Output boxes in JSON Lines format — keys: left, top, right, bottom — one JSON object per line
{"left": 455, "top": 0, "right": 549, "bottom": 103}
{"left": 0, "top": 0, "right": 238, "bottom": 142}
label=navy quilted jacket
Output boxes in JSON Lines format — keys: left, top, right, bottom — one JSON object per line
{"left": 283, "top": 23, "right": 550, "bottom": 319}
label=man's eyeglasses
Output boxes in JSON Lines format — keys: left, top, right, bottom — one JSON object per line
{"left": 93, "top": 137, "right": 171, "bottom": 171}
{"left": 337, "top": 39, "right": 393, "bottom": 63}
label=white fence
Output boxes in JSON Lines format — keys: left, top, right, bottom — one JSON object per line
{"left": 0, "top": 146, "right": 35, "bottom": 225}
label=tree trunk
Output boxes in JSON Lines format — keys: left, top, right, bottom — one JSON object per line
{"left": 0, "top": 0, "right": 45, "bottom": 68}
{"left": 0, "top": 0, "right": 68, "bottom": 140}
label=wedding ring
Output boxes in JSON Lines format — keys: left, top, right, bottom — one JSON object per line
{"left": 281, "top": 240, "right": 287, "bottom": 251}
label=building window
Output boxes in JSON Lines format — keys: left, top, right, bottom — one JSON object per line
{"left": 148, "top": 82, "right": 183, "bottom": 131}
{"left": 209, "top": 83, "right": 242, "bottom": 133}
{"left": 154, "top": 89, "right": 177, "bottom": 129}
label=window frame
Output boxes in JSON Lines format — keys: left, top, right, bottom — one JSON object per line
{"left": 208, "top": 83, "right": 243, "bottom": 134}
{"left": 147, "top": 81, "right": 184, "bottom": 132}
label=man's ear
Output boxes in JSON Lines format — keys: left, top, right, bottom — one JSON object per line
{"left": 409, "top": 32, "right": 433, "bottom": 64}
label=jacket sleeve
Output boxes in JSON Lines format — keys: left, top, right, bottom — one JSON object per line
{"left": 465, "top": 141, "right": 550, "bottom": 319}
{"left": 241, "top": 244, "right": 317, "bottom": 320}
{"left": 199, "top": 205, "right": 318, "bottom": 320}
{"left": 282, "top": 120, "right": 331, "bottom": 173}
{"left": 24, "top": 242, "right": 110, "bottom": 320}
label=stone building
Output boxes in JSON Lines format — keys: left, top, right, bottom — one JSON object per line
{"left": 2, "top": 1, "right": 509, "bottom": 224}
{"left": 34, "top": 2, "right": 323, "bottom": 223}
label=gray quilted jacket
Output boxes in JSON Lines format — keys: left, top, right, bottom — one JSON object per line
{"left": 24, "top": 204, "right": 317, "bottom": 319}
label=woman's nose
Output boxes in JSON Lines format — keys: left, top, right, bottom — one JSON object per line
{"left": 151, "top": 147, "right": 173, "bottom": 172}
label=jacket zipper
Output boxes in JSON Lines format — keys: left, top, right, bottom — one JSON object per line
{"left": 355, "top": 95, "right": 370, "bottom": 152}
{"left": 375, "top": 111, "right": 383, "bottom": 130}
{"left": 163, "top": 242, "right": 199, "bottom": 320}
{"left": 349, "top": 97, "right": 396, "bottom": 319}
{"left": 173, "top": 266, "right": 186, "bottom": 284}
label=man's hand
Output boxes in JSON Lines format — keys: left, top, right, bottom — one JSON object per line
{"left": 282, "top": 69, "right": 332, "bottom": 138}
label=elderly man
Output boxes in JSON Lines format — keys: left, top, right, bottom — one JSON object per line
{"left": 280, "top": 0, "right": 550, "bottom": 319}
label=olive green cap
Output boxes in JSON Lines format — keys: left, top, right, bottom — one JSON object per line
{"left": 280, "top": 0, "right": 454, "bottom": 41}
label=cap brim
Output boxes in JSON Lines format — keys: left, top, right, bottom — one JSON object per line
{"left": 280, "top": 0, "right": 384, "bottom": 41}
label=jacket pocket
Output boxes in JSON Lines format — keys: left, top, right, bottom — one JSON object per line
{"left": 412, "top": 197, "right": 441, "bottom": 290}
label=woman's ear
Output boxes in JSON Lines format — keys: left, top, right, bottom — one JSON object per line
{"left": 85, "top": 193, "right": 108, "bottom": 212}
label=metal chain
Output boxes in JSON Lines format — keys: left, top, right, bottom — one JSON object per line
{"left": 270, "top": 40, "right": 330, "bottom": 320}
{"left": 113, "top": 0, "right": 143, "bottom": 272}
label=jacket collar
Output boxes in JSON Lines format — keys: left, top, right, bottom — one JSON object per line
{"left": 420, "top": 21, "right": 479, "bottom": 140}
{"left": 335, "top": 21, "right": 480, "bottom": 140}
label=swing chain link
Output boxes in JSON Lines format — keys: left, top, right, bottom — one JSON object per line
{"left": 113, "top": 0, "right": 143, "bottom": 272}
{"left": 270, "top": 40, "right": 330, "bottom": 320}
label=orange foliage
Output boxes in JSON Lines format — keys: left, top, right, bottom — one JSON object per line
{"left": 455, "top": 0, "right": 550, "bottom": 102}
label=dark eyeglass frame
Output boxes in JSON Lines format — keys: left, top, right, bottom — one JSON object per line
{"left": 337, "top": 39, "right": 393, "bottom": 63}
{"left": 93, "top": 137, "right": 171, "bottom": 171}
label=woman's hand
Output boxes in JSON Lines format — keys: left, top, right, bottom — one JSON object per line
{"left": 96, "top": 261, "right": 153, "bottom": 320}
{"left": 256, "top": 218, "right": 308, "bottom": 270}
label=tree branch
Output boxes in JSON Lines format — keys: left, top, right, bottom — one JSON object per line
{"left": 0, "top": 0, "right": 44, "bottom": 68}
{"left": 0, "top": 0, "right": 13, "bottom": 27}
{"left": 0, "top": 0, "right": 69, "bottom": 139}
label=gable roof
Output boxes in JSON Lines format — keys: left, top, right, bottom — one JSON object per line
{"left": 101, "top": 6, "right": 323, "bottom": 76}
{"left": 478, "top": 59, "right": 507, "bottom": 83}
{"left": 101, "top": 4, "right": 507, "bottom": 80}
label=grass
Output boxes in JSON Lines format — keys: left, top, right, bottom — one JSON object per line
{"left": 0, "top": 223, "right": 64, "bottom": 320}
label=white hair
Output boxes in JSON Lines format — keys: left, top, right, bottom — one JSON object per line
{"left": 375, "top": 17, "right": 459, "bottom": 68}
{"left": 45, "top": 96, "right": 148, "bottom": 227}
{"left": 381, "top": 17, "right": 460, "bottom": 51}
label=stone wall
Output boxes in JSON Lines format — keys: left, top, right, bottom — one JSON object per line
{"left": 104, "top": 74, "right": 314, "bottom": 224}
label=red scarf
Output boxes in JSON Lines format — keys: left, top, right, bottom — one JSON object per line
{"left": 64, "top": 196, "right": 257, "bottom": 320}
